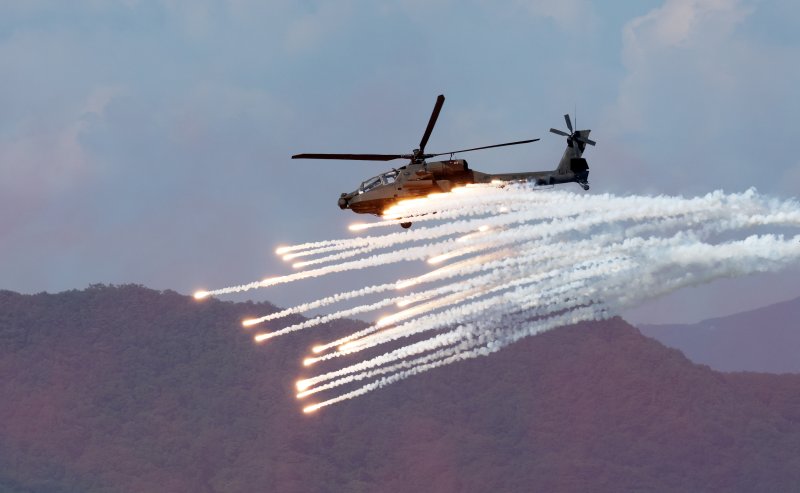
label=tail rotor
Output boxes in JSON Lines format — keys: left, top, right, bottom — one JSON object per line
{"left": 550, "top": 113, "right": 596, "bottom": 149}
{"left": 551, "top": 113, "right": 594, "bottom": 191}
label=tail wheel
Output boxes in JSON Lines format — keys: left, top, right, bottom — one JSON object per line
{"left": 400, "top": 222, "right": 412, "bottom": 229}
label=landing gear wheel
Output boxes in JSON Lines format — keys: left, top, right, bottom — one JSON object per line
{"left": 400, "top": 222, "right": 412, "bottom": 229}
{"left": 582, "top": 184, "right": 590, "bottom": 191}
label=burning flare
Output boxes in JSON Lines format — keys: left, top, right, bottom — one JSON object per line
{"left": 198, "top": 185, "right": 800, "bottom": 412}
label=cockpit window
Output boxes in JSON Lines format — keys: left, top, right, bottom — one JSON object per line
{"left": 359, "top": 170, "right": 399, "bottom": 193}
{"left": 360, "top": 176, "right": 382, "bottom": 192}
{"left": 382, "top": 170, "right": 398, "bottom": 184}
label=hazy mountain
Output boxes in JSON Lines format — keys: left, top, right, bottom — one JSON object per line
{"left": 2, "top": 285, "right": 799, "bottom": 492}
{"left": 640, "top": 296, "right": 800, "bottom": 373}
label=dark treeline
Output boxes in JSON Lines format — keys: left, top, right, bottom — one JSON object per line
{"left": 1, "top": 285, "right": 799, "bottom": 492}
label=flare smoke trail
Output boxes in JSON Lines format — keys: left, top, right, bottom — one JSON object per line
{"left": 197, "top": 185, "right": 800, "bottom": 412}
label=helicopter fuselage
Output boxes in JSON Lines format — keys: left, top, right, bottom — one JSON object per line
{"left": 339, "top": 157, "right": 589, "bottom": 216}
{"left": 292, "top": 94, "right": 594, "bottom": 226}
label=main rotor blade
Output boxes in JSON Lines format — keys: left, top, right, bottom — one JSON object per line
{"left": 564, "top": 114, "right": 573, "bottom": 133}
{"left": 292, "top": 153, "right": 404, "bottom": 161}
{"left": 419, "top": 94, "right": 445, "bottom": 154}
{"left": 549, "top": 128, "right": 571, "bottom": 137}
{"left": 426, "top": 138, "right": 540, "bottom": 158}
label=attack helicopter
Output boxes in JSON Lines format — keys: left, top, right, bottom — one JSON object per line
{"left": 292, "top": 94, "right": 596, "bottom": 228}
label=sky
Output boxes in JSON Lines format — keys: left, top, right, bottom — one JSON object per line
{"left": 2, "top": 0, "right": 799, "bottom": 323}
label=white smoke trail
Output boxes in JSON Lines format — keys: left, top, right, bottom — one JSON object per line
{"left": 197, "top": 185, "right": 800, "bottom": 410}
{"left": 280, "top": 188, "right": 789, "bottom": 272}
{"left": 303, "top": 234, "right": 800, "bottom": 407}
{"left": 243, "top": 281, "right": 397, "bottom": 329}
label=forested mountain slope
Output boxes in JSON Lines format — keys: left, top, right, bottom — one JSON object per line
{"left": 2, "top": 285, "right": 799, "bottom": 492}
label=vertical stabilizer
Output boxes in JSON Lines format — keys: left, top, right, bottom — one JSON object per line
{"left": 556, "top": 129, "right": 592, "bottom": 175}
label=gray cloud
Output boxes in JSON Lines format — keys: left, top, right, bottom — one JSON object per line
{"left": 1, "top": 0, "right": 798, "bottom": 324}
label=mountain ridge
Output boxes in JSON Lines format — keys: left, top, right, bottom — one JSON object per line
{"left": 641, "top": 295, "right": 800, "bottom": 373}
{"left": 1, "top": 285, "right": 799, "bottom": 492}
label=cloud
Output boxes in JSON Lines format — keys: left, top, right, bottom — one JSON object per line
{"left": 0, "top": 85, "right": 122, "bottom": 232}
{"left": 627, "top": 0, "right": 750, "bottom": 48}
{"left": 603, "top": 0, "right": 800, "bottom": 322}
{"left": 600, "top": 0, "right": 800, "bottom": 196}
{"left": 1, "top": 0, "right": 797, "bottom": 322}
{"left": 614, "top": 0, "right": 753, "bottom": 132}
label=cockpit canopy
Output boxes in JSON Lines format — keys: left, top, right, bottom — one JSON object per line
{"left": 359, "top": 170, "right": 399, "bottom": 193}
